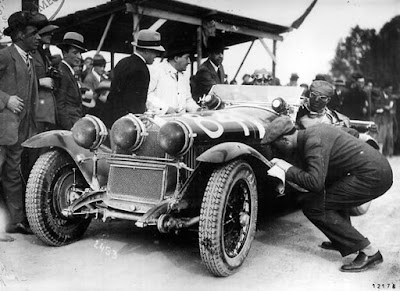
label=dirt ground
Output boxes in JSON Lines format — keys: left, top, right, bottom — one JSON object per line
{"left": 1, "top": 157, "right": 400, "bottom": 291}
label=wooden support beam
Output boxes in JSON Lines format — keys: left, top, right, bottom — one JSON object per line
{"left": 259, "top": 38, "right": 277, "bottom": 63}
{"left": 132, "top": 5, "right": 283, "bottom": 41}
{"left": 233, "top": 40, "right": 255, "bottom": 81}
{"left": 149, "top": 19, "right": 167, "bottom": 31}
{"left": 96, "top": 13, "right": 115, "bottom": 54}
{"left": 216, "top": 23, "right": 283, "bottom": 41}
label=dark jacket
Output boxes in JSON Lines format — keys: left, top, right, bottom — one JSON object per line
{"left": 54, "top": 61, "right": 83, "bottom": 130}
{"left": 103, "top": 54, "right": 149, "bottom": 128}
{"left": 341, "top": 86, "right": 368, "bottom": 120}
{"left": 0, "top": 45, "right": 38, "bottom": 145}
{"left": 32, "top": 47, "right": 56, "bottom": 125}
{"left": 190, "top": 59, "right": 225, "bottom": 102}
{"left": 286, "top": 124, "right": 392, "bottom": 192}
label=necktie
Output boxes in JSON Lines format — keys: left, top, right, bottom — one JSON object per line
{"left": 26, "top": 54, "right": 32, "bottom": 76}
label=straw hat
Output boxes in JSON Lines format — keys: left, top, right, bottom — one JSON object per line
{"left": 131, "top": 29, "right": 165, "bottom": 52}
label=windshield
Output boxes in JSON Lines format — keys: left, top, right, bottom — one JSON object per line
{"left": 209, "top": 84, "right": 304, "bottom": 106}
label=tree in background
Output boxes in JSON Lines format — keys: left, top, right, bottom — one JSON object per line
{"left": 330, "top": 16, "right": 400, "bottom": 90}
{"left": 330, "top": 26, "right": 377, "bottom": 83}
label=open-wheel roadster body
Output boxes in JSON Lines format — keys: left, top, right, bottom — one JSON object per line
{"left": 22, "top": 85, "right": 377, "bottom": 276}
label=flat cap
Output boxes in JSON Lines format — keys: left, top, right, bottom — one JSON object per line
{"left": 310, "top": 80, "right": 335, "bottom": 97}
{"left": 261, "top": 116, "right": 295, "bottom": 145}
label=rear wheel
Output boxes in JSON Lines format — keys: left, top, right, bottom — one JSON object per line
{"left": 199, "top": 160, "right": 258, "bottom": 277}
{"left": 26, "top": 150, "right": 91, "bottom": 246}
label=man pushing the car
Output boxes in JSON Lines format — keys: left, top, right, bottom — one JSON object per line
{"left": 262, "top": 116, "right": 393, "bottom": 272}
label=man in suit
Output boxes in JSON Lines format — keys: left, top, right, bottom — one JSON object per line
{"left": 262, "top": 116, "right": 393, "bottom": 272}
{"left": 103, "top": 29, "right": 165, "bottom": 128}
{"left": 83, "top": 53, "right": 107, "bottom": 114}
{"left": 54, "top": 32, "right": 87, "bottom": 130}
{"left": 190, "top": 36, "right": 227, "bottom": 102}
{"left": 32, "top": 24, "right": 59, "bottom": 132}
{"left": 0, "top": 11, "right": 48, "bottom": 241}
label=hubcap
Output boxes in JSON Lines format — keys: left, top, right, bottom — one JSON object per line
{"left": 223, "top": 180, "right": 251, "bottom": 258}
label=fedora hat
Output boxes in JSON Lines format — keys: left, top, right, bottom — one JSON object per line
{"left": 92, "top": 54, "right": 107, "bottom": 67}
{"left": 94, "top": 80, "right": 111, "bottom": 94}
{"left": 38, "top": 24, "right": 59, "bottom": 35}
{"left": 4, "top": 11, "right": 48, "bottom": 36}
{"left": 131, "top": 29, "right": 165, "bottom": 52}
{"left": 57, "top": 32, "right": 87, "bottom": 52}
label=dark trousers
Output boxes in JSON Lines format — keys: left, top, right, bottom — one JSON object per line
{"left": 0, "top": 143, "right": 25, "bottom": 225}
{"left": 302, "top": 173, "right": 392, "bottom": 257}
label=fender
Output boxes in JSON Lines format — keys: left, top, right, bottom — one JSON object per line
{"left": 22, "top": 130, "right": 111, "bottom": 189}
{"left": 196, "top": 142, "right": 273, "bottom": 167}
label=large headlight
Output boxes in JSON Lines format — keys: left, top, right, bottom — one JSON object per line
{"left": 158, "top": 120, "right": 194, "bottom": 157}
{"left": 110, "top": 114, "right": 146, "bottom": 152}
{"left": 271, "top": 97, "right": 288, "bottom": 115}
{"left": 71, "top": 115, "right": 108, "bottom": 150}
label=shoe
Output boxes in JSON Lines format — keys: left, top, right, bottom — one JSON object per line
{"left": 340, "top": 251, "right": 383, "bottom": 272}
{"left": 6, "top": 222, "right": 33, "bottom": 235}
{"left": 0, "top": 232, "right": 15, "bottom": 242}
{"left": 319, "top": 241, "right": 338, "bottom": 251}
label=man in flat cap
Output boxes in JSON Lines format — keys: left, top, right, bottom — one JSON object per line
{"left": 262, "top": 116, "right": 392, "bottom": 272}
{"left": 190, "top": 36, "right": 228, "bottom": 102}
{"left": 103, "top": 29, "right": 165, "bottom": 128}
{"left": 55, "top": 32, "right": 87, "bottom": 130}
{"left": 147, "top": 45, "right": 199, "bottom": 114}
{"left": 296, "top": 80, "right": 350, "bottom": 129}
{"left": 0, "top": 11, "right": 48, "bottom": 241}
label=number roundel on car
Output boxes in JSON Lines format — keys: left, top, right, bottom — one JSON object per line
{"left": 71, "top": 114, "right": 108, "bottom": 150}
{"left": 110, "top": 113, "right": 147, "bottom": 152}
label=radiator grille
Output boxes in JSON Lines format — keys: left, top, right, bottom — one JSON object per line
{"left": 107, "top": 164, "right": 165, "bottom": 204}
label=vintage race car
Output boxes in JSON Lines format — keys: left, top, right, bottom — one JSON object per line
{"left": 22, "top": 85, "right": 376, "bottom": 277}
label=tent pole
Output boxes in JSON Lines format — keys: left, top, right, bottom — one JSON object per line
{"left": 96, "top": 13, "right": 115, "bottom": 54}
{"left": 272, "top": 40, "right": 277, "bottom": 78}
{"left": 196, "top": 26, "right": 202, "bottom": 70}
{"left": 233, "top": 40, "right": 254, "bottom": 82}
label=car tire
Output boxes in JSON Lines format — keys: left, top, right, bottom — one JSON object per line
{"left": 199, "top": 159, "right": 258, "bottom": 277}
{"left": 26, "top": 150, "right": 91, "bottom": 246}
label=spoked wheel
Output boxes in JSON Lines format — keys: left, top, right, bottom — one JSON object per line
{"left": 199, "top": 160, "right": 258, "bottom": 277}
{"left": 26, "top": 150, "right": 91, "bottom": 246}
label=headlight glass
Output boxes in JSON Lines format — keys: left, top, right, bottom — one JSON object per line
{"left": 110, "top": 114, "right": 146, "bottom": 152}
{"left": 272, "top": 97, "right": 288, "bottom": 115}
{"left": 158, "top": 120, "right": 194, "bottom": 157}
{"left": 71, "top": 115, "right": 108, "bottom": 150}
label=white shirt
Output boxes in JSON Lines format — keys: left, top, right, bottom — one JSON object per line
{"left": 147, "top": 60, "right": 199, "bottom": 115}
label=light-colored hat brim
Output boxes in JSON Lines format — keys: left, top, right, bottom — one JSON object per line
{"left": 131, "top": 42, "right": 165, "bottom": 52}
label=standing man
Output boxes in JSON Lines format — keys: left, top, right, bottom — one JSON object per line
{"left": 262, "top": 116, "right": 393, "bottom": 272}
{"left": 32, "top": 24, "right": 59, "bottom": 132}
{"left": 0, "top": 11, "right": 47, "bottom": 241}
{"left": 341, "top": 72, "right": 368, "bottom": 120}
{"left": 103, "top": 29, "right": 165, "bottom": 128}
{"left": 83, "top": 53, "right": 108, "bottom": 114}
{"left": 147, "top": 46, "right": 199, "bottom": 114}
{"left": 190, "top": 36, "right": 227, "bottom": 102}
{"left": 55, "top": 32, "right": 87, "bottom": 130}
{"left": 287, "top": 73, "right": 299, "bottom": 86}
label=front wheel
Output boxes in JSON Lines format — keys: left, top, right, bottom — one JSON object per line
{"left": 26, "top": 150, "right": 91, "bottom": 246}
{"left": 199, "top": 160, "right": 258, "bottom": 277}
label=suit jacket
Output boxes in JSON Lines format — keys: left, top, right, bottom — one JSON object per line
{"left": 103, "top": 54, "right": 149, "bottom": 128}
{"left": 55, "top": 61, "right": 83, "bottom": 130}
{"left": 190, "top": 59, "right": 225, "bottom": 102}
{"left": 286, "top": 124, "right": 392, "bottom": 193}
{"left": 32, "top": 48, "right": 56, "bottom": 125}
{"left": 0, "top": 45, "right": 38, "bottom": 145}
{"left": 83, "top": 70, "right": 104, "bottom": 92}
